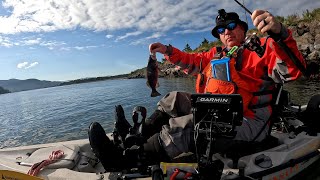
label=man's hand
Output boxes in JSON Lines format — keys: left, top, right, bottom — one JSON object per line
{"left": 251, "top": 10, "right": 282, "bottom": 34}
{"left": 149, "top": 42, "right": 167, "bottom": 55}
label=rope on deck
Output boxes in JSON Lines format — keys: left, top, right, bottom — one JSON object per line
{"left": 27, "top": 150, "right": 64, "bottom": 176}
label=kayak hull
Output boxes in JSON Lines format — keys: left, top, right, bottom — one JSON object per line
{"left": 0, "top": 132, "right": 319, "bottom": 180}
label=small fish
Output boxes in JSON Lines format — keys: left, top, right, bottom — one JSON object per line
{"left": 146, "top": 54, "right": 161, "bottom": 97}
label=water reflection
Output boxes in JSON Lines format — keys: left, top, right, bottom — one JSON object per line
{"left": 284, "top": 80, "right": 320, "bottom": 105}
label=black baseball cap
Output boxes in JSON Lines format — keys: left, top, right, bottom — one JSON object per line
{"left": 211, "top": 9, "right": 248, "bottom": 39}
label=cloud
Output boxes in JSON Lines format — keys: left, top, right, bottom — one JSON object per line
{"left": 22, "top": 38, "right": 42, "bottom": 45}
{"left": 174, "top": 27, "right": 212, "bottom": 34}
{"left": 106, "top": 34, "right": 113, "bottom": 39}
{"left": 60, "top": 45, "right": 99, "bottom": 51}
{"left": 130, "top": 32, "right": 164, "bottom": 45}
{"left": 26, "top": 62, "right": 39, "bottom": 69}
{"left": 17, "top": 61, "right": 39, "bottom": 69}
{"left": 39, "top": 40, "right": 66, "bottom": 50}
{"left": 0, "top": 36, "right": 13, "bottom": 47}
{"left": 116, "top": 31, "right": 143, "bottom": 41}
{"left": 73, "top": 45, "right": 98, "bottom": 50}
{"left": 0, "top": 0, "right": 318, "bottom": 41}
{"left": 17, "top": 62, "right": 28, "bottom": 69}
{"left": 0, "top": 34, "right": 70, "bottom": 50}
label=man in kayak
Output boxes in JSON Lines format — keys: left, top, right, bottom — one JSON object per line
{"left": 89, "top": 8, "right": 305, "bottom": 172}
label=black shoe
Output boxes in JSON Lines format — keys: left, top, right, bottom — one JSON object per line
{"left": 88, "top": 122, "right": 124, "bottom": 171}
{"left": 114, "top": 105, "right": 132, "bottom": 142}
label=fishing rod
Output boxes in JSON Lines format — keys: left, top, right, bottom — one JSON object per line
{"left": 233, "top": 0, "right": 309, "bottom": 77}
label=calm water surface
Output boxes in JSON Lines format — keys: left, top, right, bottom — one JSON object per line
{"left": 0, "top": 78, "right": 319, "bottom": 148}
{"left": 0, "top": 78, "right": 195, "bottom": 148}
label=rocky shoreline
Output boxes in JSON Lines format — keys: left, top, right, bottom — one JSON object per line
{"left": 292, "top": 21, "right": 320, "bottom": 79}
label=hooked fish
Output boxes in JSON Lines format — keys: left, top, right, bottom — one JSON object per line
{"left": 146, "top": 54, "right": 161, "bottom": 97}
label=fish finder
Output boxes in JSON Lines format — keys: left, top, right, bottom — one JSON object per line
{"left": 191, "top": 93, "right": 243, "bottom": 136}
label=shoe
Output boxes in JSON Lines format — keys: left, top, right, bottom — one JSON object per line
{"left": 114, "top": 105, "right": 132, "bottom": 141}
{"left": 88, "top": 122, "right": 124, "bottom": 171}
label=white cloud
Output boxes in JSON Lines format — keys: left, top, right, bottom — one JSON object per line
{"left": 74, "top": 45, "right": 97, "bottom": 50}
{"left": 0, "top": 36, "right": 13, "bottom": 47}
{"left": 17, "top": 61, "right": 39, "bottom": 69}
{"left": 106, "top": 34, "right": 113, "bottom": 39}
{"left": 174, "top": 27, "right": 212, "bottom": 35}
{"left": 0, "top": 0, "right": 318, "bottom": 41}
{"left": 17, "top": 62, "right": 28, "bottom": 69}
{"left": 116, "top": 31, "right": 143, "bottom": 41}
{"left": 25, "top": 62, "right": 39, "bottom": 69}
{"left": 39, "top": 40, "right": 66, "bottom": 50}
{"left": 131, "top": 32, "right": 164, "bottom": 45}
{"left": 0, "top": 34, "right": 70, "bottom": 50}
{"left": 22, "top": 38, "right": 42, "bottom": 45}
{"left": 60, "top": 45, "right": 99, "bottom": 51}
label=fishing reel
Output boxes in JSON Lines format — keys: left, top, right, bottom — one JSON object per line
{"left": 243, "top": 33, "right": 266, "bottom": 57}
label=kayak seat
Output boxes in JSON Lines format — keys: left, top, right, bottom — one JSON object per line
{"left": 21, "top": 145, "right": 80, "bottom": 169}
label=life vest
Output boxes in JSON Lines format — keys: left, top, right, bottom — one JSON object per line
{"left": 195, "top": 47, "right": 253, "bottom": 113}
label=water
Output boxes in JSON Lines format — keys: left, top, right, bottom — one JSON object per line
{"left": 283, "top": 80, "right": 320, "bottom": 105}
{"left": 0, "top": 78, "right": 319, "bottom": 148}
{"left": 0, "top": 78, "right": 195, "bottom": 148}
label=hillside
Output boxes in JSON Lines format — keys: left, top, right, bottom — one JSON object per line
{"left": 58, "top": 74, "right": 128, "bottom": 86}
{"left": 0, "top": 79, "right": 61, "bottom": 92}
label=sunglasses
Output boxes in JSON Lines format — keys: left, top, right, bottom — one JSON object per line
{"left": 217, "top": 22, "right": 238, "bottom": 34}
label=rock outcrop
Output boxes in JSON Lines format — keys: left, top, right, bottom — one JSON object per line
{"left": 292, "top": 20, "right": 320, "bottom": 78}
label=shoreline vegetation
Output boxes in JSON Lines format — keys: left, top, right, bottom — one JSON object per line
{"left": 0, "top": 8, "right": 319, "bottom": 94}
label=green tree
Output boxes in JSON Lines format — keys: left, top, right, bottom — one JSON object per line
{"left": 183, "top": 44, "right": 192, "bottom": 52}
{"left": 201, "top": 38, "right": 209, "bottom": 46}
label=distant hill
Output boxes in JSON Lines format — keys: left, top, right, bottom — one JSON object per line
{"left": 0, "top": 79, "right": 61, "bottom": 92}
{"left": 58, "top": 74, "right": 128, "bottom": 86}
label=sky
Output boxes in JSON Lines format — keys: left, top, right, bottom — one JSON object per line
{"left": 0, "top": 0, "right": 319, "bottom": 81}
